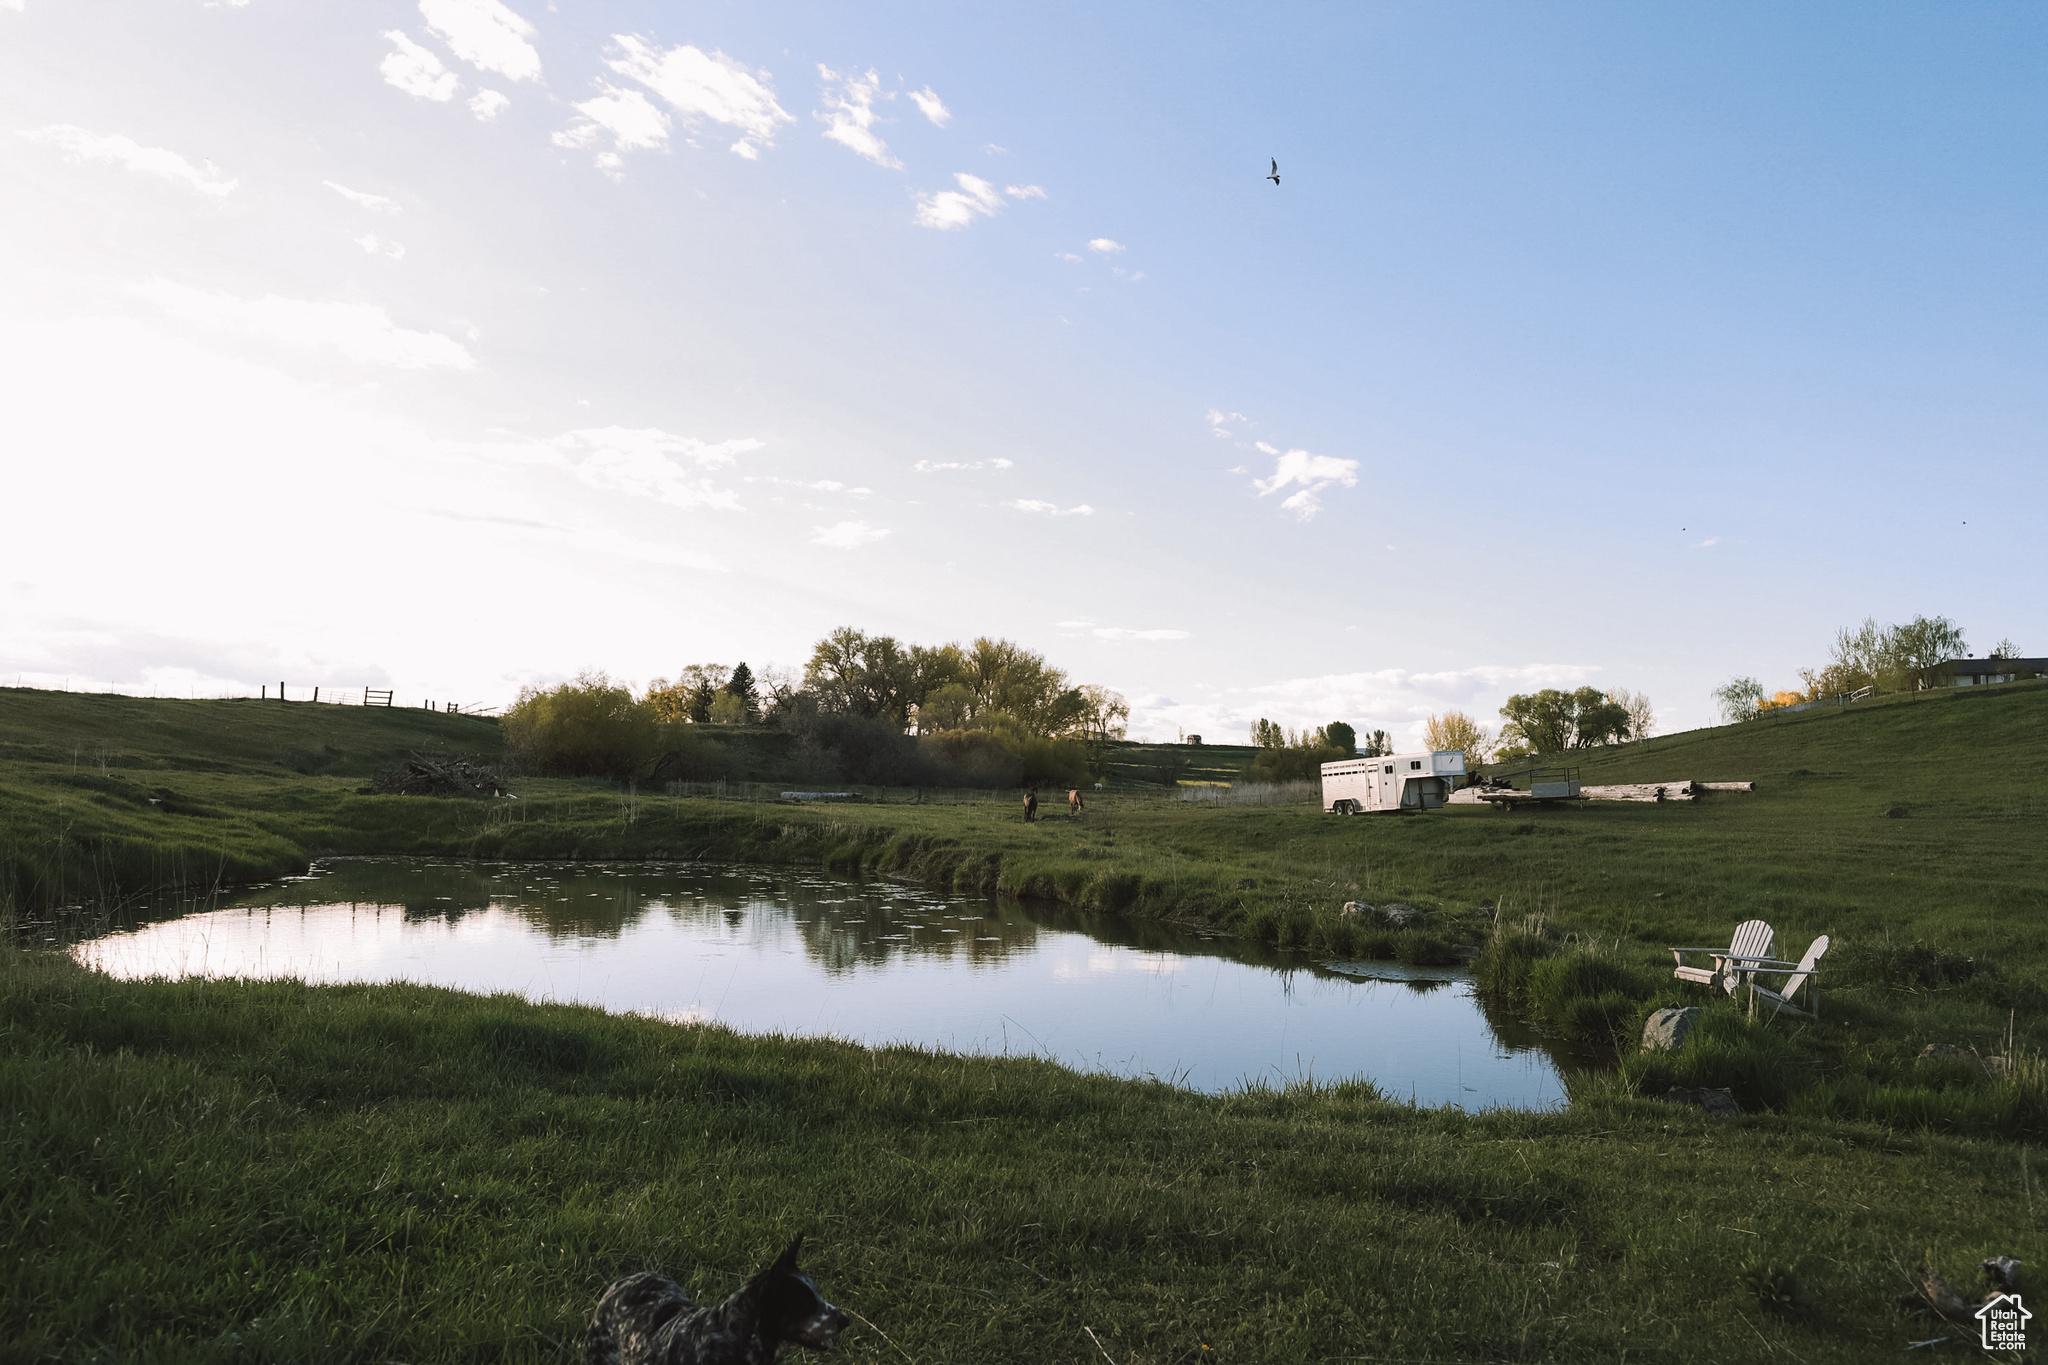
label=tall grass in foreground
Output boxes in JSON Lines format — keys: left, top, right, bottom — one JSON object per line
{"left": 3, "top": 940, "right": 2039, "bottom": 1363}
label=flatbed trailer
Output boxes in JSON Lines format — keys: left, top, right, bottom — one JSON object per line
{"left": 1459, "top": 766, "right": 1584, "bottom": 811}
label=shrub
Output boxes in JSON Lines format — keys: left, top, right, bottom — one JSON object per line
{"left": 501, "top": 672, "right": 657, "bottom": 779}
{"left": 1527, "top": 953, "right": 1648, "bottom": 1045}
{"left": 918, "top": 729, "right": 1021, "bottom": 788}
{"left": 1619, "top": 1008, "right": 1807, "bottom": 1110}
{"left": 1474, "top": 927, "right": 1547, "bottom": 1006}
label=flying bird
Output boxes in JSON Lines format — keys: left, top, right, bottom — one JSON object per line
{"left": 1267, "top": 158, "right": 1280, "bottom": 185}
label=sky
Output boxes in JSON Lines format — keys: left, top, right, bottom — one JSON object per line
{"left": 2, "top": 2, "right": 2044, "bottom": 745}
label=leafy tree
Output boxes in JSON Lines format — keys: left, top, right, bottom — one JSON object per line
{"left": 805, "top": 627, "right": 918, "bottom": 724}
{"left": 725, "top": 662, "right": 759, "bottom": 721}
{"left": 1423, "top": 711, "right": 1490, "bottom": 763}
{"left": 646, "top": 664, "right": 726, "bottom": 724}
{"left": 1249, "top": 718, "right": 1287, "bottom": 748}
{"left": 1608, "top": 688, "right": 1656, "bottom": 741}
{"left": 1076, "top": 685, "right": 1130, "bottom": 742}
{"left": 1573, "top": 690, "right": 1632, "bottom": 747}
{"left": 1991, "top": 638, "right": 2021, "bottom": 660}
{"left": 1498, "top": 690, "right": 1576, "bottom": 754}
{"left": 1823, "top": 614, "right": 1966, "bottom": 693}
{"left": 1884, "top": 615, "right": 1966, "bottom": 690}
{"left": 1498, "top": 687, "right": 1632, "bottom": 752}
{"left": 1323, "top": 721, "right": 1356, "bottom": 757}
{"left": 502, "top": 671, "right": 658, "bottom": 778}
{"left": 708, "top": 690, "right": 747, "bottom": 725}
{"left": 1360, "top": 728, "right": 1390, "bottom": 757}
{"left": 1713, "top": 677, "right": 1766, "bottom": 724}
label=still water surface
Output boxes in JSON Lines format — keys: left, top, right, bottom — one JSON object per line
{"left": 68, "top": 858, "right": 1568, "bottom": 1108}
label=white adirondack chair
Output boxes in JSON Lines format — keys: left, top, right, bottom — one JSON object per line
{"left": 1671, "top": 919, "right": 1774, "bottom": 995}
{"left": 1747, "top": 935, "right": 1829, "bottom": 1019}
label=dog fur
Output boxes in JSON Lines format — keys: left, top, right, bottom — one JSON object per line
{"left": 585, "top": 1236, "right": 847, "bottom": 1365}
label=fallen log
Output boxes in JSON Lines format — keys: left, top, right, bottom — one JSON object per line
{"left": 1696, "top": 780, "right": 1756, "bottom": 791}
{"left": 1582, "top": 782, "right": 1695, "bottom": 802}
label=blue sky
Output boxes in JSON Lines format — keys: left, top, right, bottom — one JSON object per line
{"left": 2, "top": 2, "right": 2042, "bottom": 742}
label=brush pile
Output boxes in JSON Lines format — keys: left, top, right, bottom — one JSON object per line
{"left": 371, "top": 754, "right": 510, "bottom": 798}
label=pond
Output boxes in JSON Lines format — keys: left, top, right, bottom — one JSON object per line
{"left": 62, "top": 858, "right": 1569, "bottom": 1109}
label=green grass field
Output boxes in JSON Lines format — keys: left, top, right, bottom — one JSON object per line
{"left": 3, "top": 942, "right": 2038, "bottom": 1364}
{"left": 3, "top": 683, "right": 2045, "bottom": 1359}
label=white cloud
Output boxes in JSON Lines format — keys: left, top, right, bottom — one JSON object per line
{"left": 19, "top": 125, "right": 237, "bottom": 197}
{"left": 1087, "top": 237, "right": 1124, "bottom": 253}
{"left": 1205, "top": 408, "right": 1246, "bottom": 438}
{"left": 908, "top": 86, "right": 951, "bottom": 127}
{"left": 553, "top": 84, "right": 670, "bottom": 172}
{"left": 468, "top": 89, "right": 510, "bottom": 121}
{"left": 982, "top": 143, "right": 1008, "bottom": 155}
{"left": 1054, "top": 252, "right": 1081, "bottom": 263}
{"left": 1251, "top": 443, "right": 1359, "bottom": 520}
{"left": 915, "top": 172, "right": 1003, "bottom": 230}
{"left": 1, "top": 0, "right": 24, "bottom": 11}
{"left": 419, "top": 0, "right": 541, "bottom": 82}
{"left": 912, "top": 457, "right": 1012, "bottom": 471}
{"left": 1008, "top": 499, "right": 1093, "bottom": 517}
{"left": 1005, "top": 184, "right": 1045, "bottom": 200}
{"left": 381, "top": 31, "right": 459, "bottom": 102}
{"left": 608, "top": 35, "right": 793, "bottom": 159}
{"left": 749, "top": 475, "right": 871, "bottom": 496}
{"left": 1111, "top": 266, "right": 1144, "bottom": 282}
{"left": 548, "top": 427, "right": 758, "bottom": 510}
{"left": 354, "top": 234, "right": 406, "bottom": 260}
{"left": 814, "top": 66, "right": 897, "bottom": 168}
{"left": 137, "top": 280, "right": 475, "bottom": 369}
{"left": 811, "top": 519, "right": 889, "bottom": 548}
{"left": 325, "top": 181, "right": 399, "bottom": 212}
{"left": 1058, "top": 620, "right": 1189, "bottom": 641}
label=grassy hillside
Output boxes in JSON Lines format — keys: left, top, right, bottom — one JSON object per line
{"left": 3, "top": 942, "right": 2036, "bottom": 1364}
{"left": 0, "top": 688, "right": 503, "bottom": 777}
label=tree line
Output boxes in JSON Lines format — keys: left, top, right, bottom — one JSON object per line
{"left": 502, "top": 629, "right": 1130, "bottom": 789}
{"left": 1713, "top": 614, "right": 2016, "bottom": 722}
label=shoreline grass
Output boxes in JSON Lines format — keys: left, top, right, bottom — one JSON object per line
{"left": 3, "top": 940, "right": 2040, "bottom": 1363}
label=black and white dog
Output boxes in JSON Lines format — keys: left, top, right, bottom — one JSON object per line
{"left": 586, "top": 1236, "right": 848, "bottom": 1365}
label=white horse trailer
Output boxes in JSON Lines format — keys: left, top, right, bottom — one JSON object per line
{"left": 1322, "top": 750, "right": 1466, "bottom": 814}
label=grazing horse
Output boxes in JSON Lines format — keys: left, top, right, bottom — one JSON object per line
{"left": 1023, "top": 790, "right": 1038, "bottom": 822}
{"left": 1067, "top": 789, "right": 1083, "bottom": 814}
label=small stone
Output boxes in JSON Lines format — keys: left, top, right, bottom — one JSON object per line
{"left": 1642, "top": 1007, "right": 1701, "bottom": 1053}
{"left": 1662, "top": 1086, "right": 1741, "bottom": 1118}
{"left": 1380, "top": 902, "right": 1423, "bottom": 925}
{"left": 1981, "top": 1055, "right": 2013, "bottom": 1079}
{"left": 1340, "top": 900, "right": 1371, "bottom": 917}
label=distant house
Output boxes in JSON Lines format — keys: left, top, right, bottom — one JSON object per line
{"left": 1941, "top": 656, "right": 2048, "bottom": 687}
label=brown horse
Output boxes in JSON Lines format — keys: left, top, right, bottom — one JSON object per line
{"left": 1067, "top": 789, "right": 1083, "bottom": 814}
{"left": 1023, "top": 790, "right": 1038, "bottom": 822}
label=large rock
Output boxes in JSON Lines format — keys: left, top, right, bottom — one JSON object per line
{"left": 1641, "top": 1007, "right": 1701, "bottom": 1053}
{"left": 1338, "top": 901, "right": 1423, "bottom": 924}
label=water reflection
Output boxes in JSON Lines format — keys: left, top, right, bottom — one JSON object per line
{"left": 60, "top": 858, "right": 1569, "bottom": 1108}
